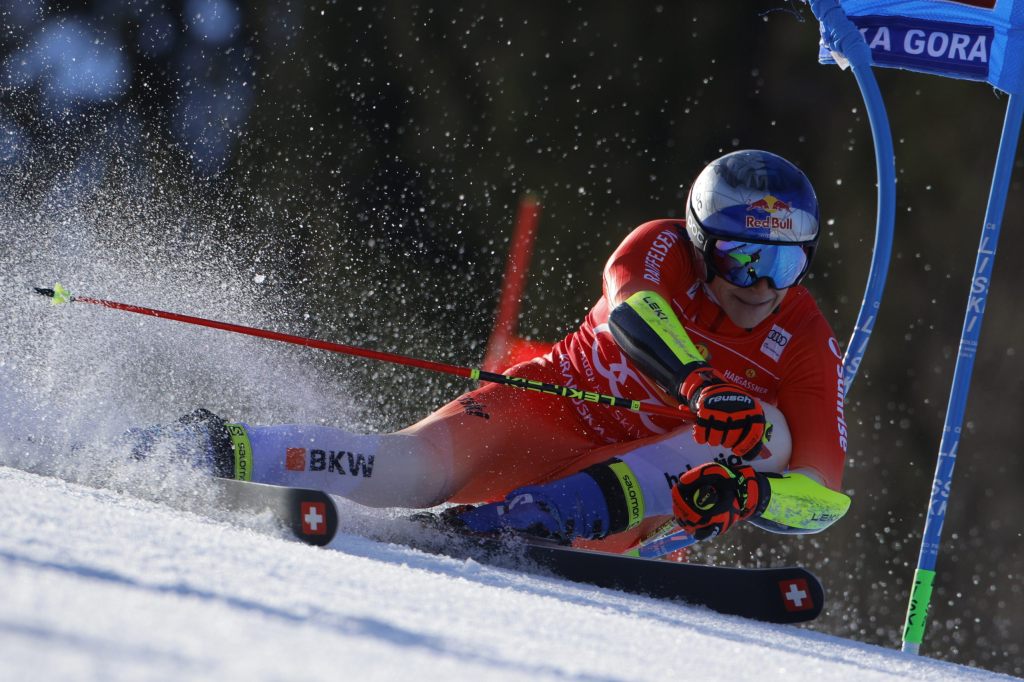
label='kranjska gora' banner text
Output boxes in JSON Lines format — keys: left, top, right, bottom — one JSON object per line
{"left": 818, "top": 1, "right": 1024, "bottom": 94}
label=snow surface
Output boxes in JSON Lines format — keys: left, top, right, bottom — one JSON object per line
{"left": 0, "top": 466, "right": 1017, "bottom": 682}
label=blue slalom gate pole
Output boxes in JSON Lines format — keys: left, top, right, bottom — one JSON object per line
{"left": 837, "top": 58, "right": 895, "bottom": 396}
{"left": 901, "top": 93, "right": 1024, "bottom": 654}
{"left": 806, "top": 0, "right": 897, "bottom": 395}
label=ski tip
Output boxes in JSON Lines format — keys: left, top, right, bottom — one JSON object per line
{"left": 34, "top": 282, "right": 72, "bottom": 305}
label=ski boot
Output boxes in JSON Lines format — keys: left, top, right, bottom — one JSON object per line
{"left": 122, "top": 408, "right": 236, "bottom": 478}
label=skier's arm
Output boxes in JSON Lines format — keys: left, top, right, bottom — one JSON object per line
{"left": 596, "top": 454, "right": 850, "bottom": 538}
{"left": 607, "top": 289, "right": 706, "bottom": 395}
{"left": 602, "top": 222, "right": 705, "bottom": 397}
{"left": 746, "top": 471, "right": 851, "bottom": 534}
{"left": 608, "top": 289, "right": 768, "bottom": 457}
{"left": 666, "top": 462, "right": 849, "bottom": 539}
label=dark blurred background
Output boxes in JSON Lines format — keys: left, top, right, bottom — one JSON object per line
{"left": 2, "top": 1, "right": 1022, "bottom": 674}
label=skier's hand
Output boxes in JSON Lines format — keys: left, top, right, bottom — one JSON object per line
{"left": 672, "top": 462, "right": 768, "bottom": 541}
{"left": 679, "top": 368, "right": 768, "bottom": 459}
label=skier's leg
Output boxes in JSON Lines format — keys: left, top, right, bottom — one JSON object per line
{"left": 408, "top": 357, "right": 607, "bottom": 503}
{"left": 231, "top": 358, "right": 602, "bottom": 508}
{"left": 123, "top": 409, "right": 459, "bottom": 507}
{"left": 233, "top": 424, "right": 450, "bottom": 507}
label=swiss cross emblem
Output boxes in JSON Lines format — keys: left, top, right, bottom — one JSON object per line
{"left": 301, "top": 501, "right": 328, "bottom": 536}
{"left": 779, "top": 579, "right": 814, "bottom": 612}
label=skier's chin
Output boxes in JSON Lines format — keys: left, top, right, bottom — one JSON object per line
{"left": 722, "top": 289, "right": 785, "bottom": 328}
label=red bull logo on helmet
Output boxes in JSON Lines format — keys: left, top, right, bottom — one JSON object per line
{"left": 746, "top": 194, "right": 793, "bottom": 230}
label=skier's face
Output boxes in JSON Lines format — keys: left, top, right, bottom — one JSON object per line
{"left": 708, "top": 276, "right": 788, "bottom": 329}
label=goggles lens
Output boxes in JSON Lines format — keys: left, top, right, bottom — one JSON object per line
{"left": 707, "top": 240, "right": 810, "bottom": 289}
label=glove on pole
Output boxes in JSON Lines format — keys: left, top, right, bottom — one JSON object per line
{"left": 679, "top": 368, "right": 769, "bottom": 459}
{"left": 671, "top": 462, "right": 769, "bottom": 541}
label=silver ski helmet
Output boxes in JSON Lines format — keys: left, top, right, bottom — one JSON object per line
{"left": 685, "top": 150, "right": 819, "bottom": 289}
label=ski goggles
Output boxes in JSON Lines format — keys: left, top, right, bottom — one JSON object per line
{"left": 705, "top": 239, "right": 814, "bottom": 289}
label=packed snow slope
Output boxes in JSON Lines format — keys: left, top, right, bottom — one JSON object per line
{"left": 0, "top": 466, "right": 1016, "bottom": 682}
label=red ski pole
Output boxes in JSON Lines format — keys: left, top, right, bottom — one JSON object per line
{"left": 34, "top": 283, "right": 688, "bottom": 421}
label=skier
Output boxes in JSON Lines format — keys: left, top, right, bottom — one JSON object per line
{"left": 139, "top": 149, "right": 851, "bottom": 553}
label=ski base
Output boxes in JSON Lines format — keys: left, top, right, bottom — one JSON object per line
{"left": 211, "top": 479, "right": 823, "bottom": 623}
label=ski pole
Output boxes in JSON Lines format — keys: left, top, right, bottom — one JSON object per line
{"left": 33, "top": 283, "right": 688, "bottom": 421}
{"left": 632, "top": 524, "right": 698, "bottom": 559}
